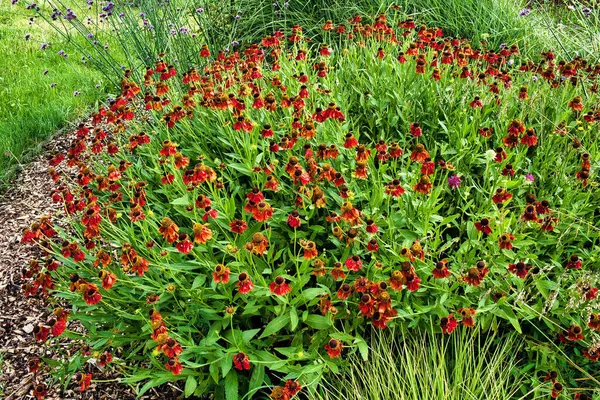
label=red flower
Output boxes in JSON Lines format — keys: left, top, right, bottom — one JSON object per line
{"left": 432, "top": 260, "right": 450, "bottom": 278}
{"left": 287, "top": 211, "right": 301, "bottom": 229}
{"left": 494, "top": 147, "right": 507, "bottom": 162}
{"left": 345, "top": 255, "right": 363, "bottom": 272}
{"left": 49, "top": 317, "right": 66, "bottom": 337}
{"left": 76, "top": 372, "right": 92, "bottom": 391}
{"left": 522, "top": 205, "right": 538, "bottom": 222}
{"left": 247, "top": 187, "right": 265, "bottom": 203}
{"left": 404, "top": 272, "right": 421, "bottom": 292}
{"left": 165, "top": 358, "right": 183, "bottom": 375}
{"left": 28, "top": 358, "right": 40, "bottom": 373}
{"left": 372, "top": 311, "right": 390, "bottom": 329}
{"left": 234, "top": 352, "right": 251, "bottom": 370}
{"left": 249, "top": 232, "right": 269, "bottom": 255}
{"left": 159, "top": 217, "right": 179, "bottom": 243}
{"left": 340, "top": 202, "right": 361, "bottom": 224}
{"left": 568, "top": 96, "right": 583, "bottom": 112}
{"left": 252, "top": 201, "right": 274, "bottom": 222}
{"left": 229, "top": 219, "right": 248, "bottom": 234}
{"left": 270, "top": 276, "right": 291, "bottom": 295}
{"left": 343, "top": 133, "right": 358, "bottom": 149}
{"left": 160, "top": 338, "right": 183, "bottom": 358}
{"left": 337, "top": 283, "right": 353, "bottom": 300}
{"left": 213, "top": 264, "right": 231, "bottom": 284}
{"left": 83, "top": 284, "right": 102, "bottom": 305}
{"left": 301, "top": 240, "right": 318, "bottom": 259}
{"left": 98, "top": 351, "right": 113, "bottom": 367}
{"left": 270, "top": 386, "right": 290, "bottom": 400}
{"left": 366, "top": 218, "right": 379, "bottom": 233}
{"left": 175, "top": 234, "right": 194, "bottom": 254}
{"left": 508, "top": 262, "right": 529, "bottom": 278}
{"left": 507, "top": 119, "right": 525, "bottom": 136}
{"left": 409, "top": 122, "right": 422, "bottom": 137}
{"left": 366, "top": 238, "right": 379, "bottom": 252}
{"left": 551, "top": 382, "right": 563, "bottom": 399}
{"left": 492, "top": 188, "right": 512, "bottom": 204}
{"left": 498, "top": 233, "right": 515, "bottom": 250}
{"left": 33, "top": 325, "right": 50, "bottom": 342}
{"left": 585, "top": 286, "right": 598, "bottom": 301}
{"left": 200, "top": 44, "right": 210, "bottom": 57}
{"left": 588, "top": 313, "right": 600, "bottom": 331}
{"left": 32, "top": 383, "right": 47, "bottom": 400}
{"left": 324, "top": 338, "right": 343, "bottom": 358}
{"left": 565, "top": 254, "right": 582, "bottom": 269}
{"left": 284, "top": 380, "right": 302, "bottom": 397}
{"left": 421, "top": 159, "right": 435, "bottom": 175}
{"left": 236, "top": 272, "right": 254, "bottom": 294}
{"left": 469, "top": 96, "right": 483, "bottom": 108}
{"left": 331, "top": 262, "right": 346, "bottom": 280}
{"left": 521, "top": 128, "right": 537, "bottom": 147}
{"left": 458, "top": 308, "right": 476, "bottom": 327}
{"left": 474, "top": 218, "right": 492, "bottom": 235}
{"left": 583, "top": 348, "right": 600, "bottom": 362}
{"left": 540, "top": 216, "right": 558, "bottom": 231}
{"left": 567, "top": 324, "right": 584, "bottom": 341}
{"left": 359, "top": 293, "right": 376, "bottom": 317}
{"left": 464, "top": 265, "right": 486, "bottom": 286}
{"left": 440, "top": 314, "right": 458, "bottom": 334}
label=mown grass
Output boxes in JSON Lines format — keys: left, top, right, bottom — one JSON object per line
{"left": 0, "top": 3, "right": 107, "bottom": 184}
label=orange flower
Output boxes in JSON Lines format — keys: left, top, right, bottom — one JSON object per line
{"left": 340, "top": 201, "right": 361, "bottom": 224}
{"left": 413, "top": 175, "right": 432, "bottom": 194}
{"left": 410, "top": 144, "right": 429, "bottom": 163}
{"left": 458, "top": 308, "right": 476, "bottom": 327}
{"left": 249, "top": 232, "right": 269, "bottom": 255}
{"left": 193, "top": 223, "right": 212, "bottom": 244}
{"left": 158, "top": 217, "right": 179, "bottom": 243}
{"left": 301, "top": 240, "right": 318, "bottom": 259}
{"left": 76, "top": 372, "right": 92, "bottom": 392}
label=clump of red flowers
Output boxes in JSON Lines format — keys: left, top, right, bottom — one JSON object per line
{"left": 18, "top": 9, "right": 600, "bottom": 399}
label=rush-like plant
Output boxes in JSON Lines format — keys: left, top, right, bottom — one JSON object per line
{"left": 314, "top": 327, "right": 541, "bottom": 400}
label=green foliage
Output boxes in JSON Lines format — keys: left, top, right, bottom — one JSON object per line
{"left": 0, "top": 1, "right": 110, "bottom": 182}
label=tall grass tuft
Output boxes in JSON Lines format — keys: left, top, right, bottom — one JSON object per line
{"left": 314, "top": 327, "right": 545, "bottom": 400}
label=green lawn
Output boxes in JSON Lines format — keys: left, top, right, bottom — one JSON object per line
{"left": 0, "top": 3, "right": 106, "bottom": 183}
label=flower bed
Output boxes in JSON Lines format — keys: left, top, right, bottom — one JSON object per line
{"left": 21, "top": 12, "right": 600, "bottom": 399}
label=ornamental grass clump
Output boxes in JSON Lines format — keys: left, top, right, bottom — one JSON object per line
{"left": 20, "top": 11, "right": 600, "bottom": 399}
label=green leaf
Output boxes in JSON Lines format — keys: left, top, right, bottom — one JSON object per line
{"left": 354, "top": 334, "right": 369, "bottom": 361}
{"left": 496, "top": 304, "right": 522, "bottom": 334}
{"left": 242, "top": 329, "right": 261, "bottom": 343}
{"left": 304, "top": 314, "right": 331, "bottom": 329}
{"left": 225, "top": 370, "right": 239, "bottom": 400}
{"left": 171, "top": 194, "right": 189, "bottom": 206}
{"left": 290, "top": 307, "right": 299, "bottom": 331}
{"left": 248, "top": 364, "right": 265, "bottom": 395}
{"left": 259, "top": 314, "right": 291, "bottom": 338}
{"left": 184, "top": 376, "right": 197, "bottom": 398}
{"left": 221, "top": 353, "right": 233, "bottom": 378}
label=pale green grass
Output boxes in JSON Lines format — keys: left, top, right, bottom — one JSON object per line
{"left": 313, "top": 328, "right": 548, "bottom": 400}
